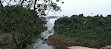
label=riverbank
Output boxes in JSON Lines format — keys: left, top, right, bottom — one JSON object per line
{"left": 67, "top": 46, "right": 95, "bottom": 49}
{"left": 46, "top": 34, "right": 79, "bottom": 47}
{"left": 47, "top": 33, "right": 111, "bottom": 49}
{"left": 67, "top": 46, "right": 111, "bottom": 49}
{"left": 47, "top": 33, "right": 92, "bottom": 47}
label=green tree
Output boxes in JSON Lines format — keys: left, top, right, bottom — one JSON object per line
{"left": 54, "top": 14, "right": 111, "bottom": 48}
{"left": 0, "top": 0, "right": 63, "bottom": 16}
{"left": 0, "top": 6, "right": 46, "bottom": 49}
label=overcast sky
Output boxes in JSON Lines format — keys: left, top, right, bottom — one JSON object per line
{"left": 48, "top": 0, "right": 111, "bottom": 16}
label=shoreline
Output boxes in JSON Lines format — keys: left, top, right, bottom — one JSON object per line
{"left": 46, "top": 34, "right": 97, "bottom": 48}
{"left": 46, "top": 39, "right": 96, "bottom": 49}
{"left": 46, "top": 35, "right": 111, "bottom": 49}
{"left": 67, "top": 46, "right": 95, "bottom": 49}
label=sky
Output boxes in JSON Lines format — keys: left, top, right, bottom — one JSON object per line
{"left": 48, "top": 0, "right": 111, "bottom": 16}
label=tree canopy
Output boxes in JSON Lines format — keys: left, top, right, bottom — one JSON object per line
{"left": 54, "top": 14, "right": 111, "bottom": 48}
{"left": 0, "top": 6, "right": 46, "bottom": 49}
{"left": 0, "top": 0, "right": 64, "bottom": 16}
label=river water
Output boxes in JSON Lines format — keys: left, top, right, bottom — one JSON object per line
{"left": 32, "top": 16, "right": 65, "bottom": 49}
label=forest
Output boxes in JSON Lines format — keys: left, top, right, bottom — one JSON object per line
{"left": 0, "top": 6, "right": 45, "bottom": 49}
{"left": 1, "top": 0, "right": 111, "bottom": 49}
{"left": 0, "top": 0, "right": 63, "bottom": 49}
{"left": 53, "top": 14, "right": 111, "bottom": 48}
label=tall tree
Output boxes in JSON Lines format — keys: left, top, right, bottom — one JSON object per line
{"left": 1, "top": 0, "right": 63, "bottom": 16}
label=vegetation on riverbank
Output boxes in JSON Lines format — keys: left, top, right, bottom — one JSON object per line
{"left": 50, "top": 14, "right": 111, "bottom": 48}
{"left": 0, "top": 6, "right": 46, "bottom": 49}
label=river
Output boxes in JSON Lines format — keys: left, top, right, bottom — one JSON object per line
{"left": 31, "top": 16, "right": 65, "bottom": 49}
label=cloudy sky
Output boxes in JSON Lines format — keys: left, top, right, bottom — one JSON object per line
{"left": 48, "top": 0, "right": 111, "bottom": 16}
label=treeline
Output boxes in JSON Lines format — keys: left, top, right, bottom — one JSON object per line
{"left": 54, "top": 14, "right": 111, "bottom": 48}
{"left": 0, "top": 6, "right": 45, "bottom": 49}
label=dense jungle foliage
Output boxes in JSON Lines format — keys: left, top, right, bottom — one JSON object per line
{"left": 0, "top": 6, "right": 45, "bottom": 49}
{"left": 54, "top": 14, "right": 111, "bottom": 48}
